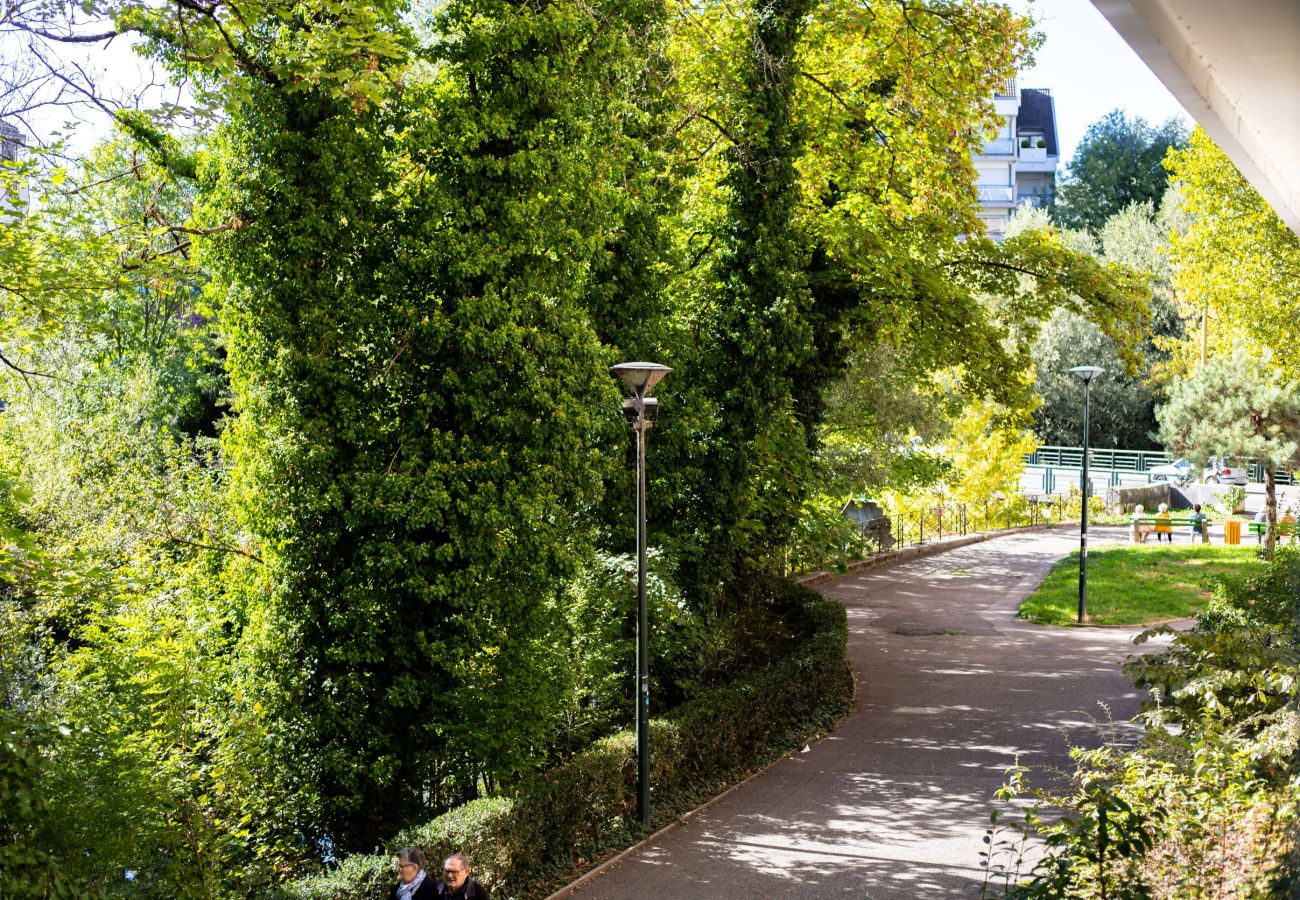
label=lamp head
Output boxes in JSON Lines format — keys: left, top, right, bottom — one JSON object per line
{"left": 610, "top": 362, "right": 672, "bottom": 398}
{"left": 1069, "top": 365, "right": 1104, "bottom": 385}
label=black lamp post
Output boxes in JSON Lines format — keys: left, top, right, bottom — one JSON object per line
{"left": 1070, "top": 365, "right": 1103, "bottom": 624}
{"left": 610, "top": 361, "right": 671, "bottom": 829}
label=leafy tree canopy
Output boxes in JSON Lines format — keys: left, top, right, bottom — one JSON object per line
{"left": 1165, "top": 127, "right": 1300, "bottom": 378}
{"left": 1054, "top": 109, "right": 1188, "bottom": 233}
{"left": 1032, "top": 309, "right": 1159, "bottom": 450}
{"left": 1030, "top": 201, "right": 1184, "bottom": 450}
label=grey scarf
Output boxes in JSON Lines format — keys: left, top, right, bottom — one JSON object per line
{"left": 398, "top": 869, "right": 427, "bottom": 900}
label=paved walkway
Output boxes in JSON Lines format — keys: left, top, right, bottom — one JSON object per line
{"left": 567, "top": 527, "right": 1167, "bottom": 899}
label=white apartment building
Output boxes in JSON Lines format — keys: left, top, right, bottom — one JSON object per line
{"left": 974, "top": 80, "right": 1060, "bottom": 240}
{"left": 1, "top": 120, "right": 28, "bottom": 219}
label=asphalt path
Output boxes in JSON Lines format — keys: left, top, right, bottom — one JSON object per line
{"left": 565, "top": 526, "right": 1168, "bottom": 899}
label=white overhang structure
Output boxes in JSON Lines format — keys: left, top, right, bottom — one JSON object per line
{"left": 1091, "top": 0, "right": 1300, "bottom": 236}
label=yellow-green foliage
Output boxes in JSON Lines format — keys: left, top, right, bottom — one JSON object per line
{"left": 1166, "top": 128, "right": 1300, "bottom": 378}
{"left": 945, "top": 396, "right": 1037, "bottom": 504}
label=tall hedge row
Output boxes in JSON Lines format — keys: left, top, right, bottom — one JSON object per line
{"left": 281, "top": 583, "right": 852, "bottom": 900}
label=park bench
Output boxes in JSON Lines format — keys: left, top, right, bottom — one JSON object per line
{"left": 1248, "top": 520, "right": 1297, "bottom": 543}
{"left": 1131, "top": 515, "right": 1209, "bottom": 544}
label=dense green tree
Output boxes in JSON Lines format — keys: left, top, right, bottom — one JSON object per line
{"left": 1030, "top": 202, "right": 1185, "bottom": 449}
{"left": 1157, "top": 349, "right": 1300, "bottom": 557}
{"left": 1032, "top": 309, "right": 1158, "bottom": 449}
{"left": 1054, "top": 110, "right": 1187, "bottom": 233}
{"left": 191, "top": 0, "right": 668, "bottom": 845}
{"left": 7, "top": 0, "right": 670, "bottom": 856}
{"left": 0, "top": 142, "right": 274, "bottom": 892}
{"left": 658, "top": 0, "right": 1150, "bottom": 602}
{"left": 0, "top": 0, "right": 1165, "bottom": 886}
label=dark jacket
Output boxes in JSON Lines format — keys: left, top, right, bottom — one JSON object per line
{"left": 436, "top": 877, "right": 489, "bottom": 900}
{"left": 390, "top": 876, "right": 439, "bottom": 900}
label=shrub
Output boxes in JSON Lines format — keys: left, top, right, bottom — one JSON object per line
{"left": 280, "top": 582, "right": 852, "bottom": 900}
{"left": 987, "top": 534, "right": 1300, "bottom": 896}
{"left": 785, "top": 496, "right": 877, "bottom": 575}
{"left": 0, "top": 709, "right": 76, "bottom": 899}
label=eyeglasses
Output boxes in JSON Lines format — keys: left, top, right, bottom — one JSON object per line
{"left": 444, "top": 868, "right": 464, "bottom": 875}
{"left": 396, "top": 863, "right": 418, "bottom": 871}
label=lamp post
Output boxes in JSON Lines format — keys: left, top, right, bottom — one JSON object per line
{"left": 610, "top": 361, "right": 671, "bottom": 829}
{"left": 1069, "top": 365, "right": 1104, "bottom": 624}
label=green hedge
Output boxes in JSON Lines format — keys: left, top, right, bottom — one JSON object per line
{"left": 281, "top": 582, "right": 853, "bottom": 900}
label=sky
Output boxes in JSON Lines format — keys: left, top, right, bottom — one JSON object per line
{"left": 1009, "top": 0, "right": 1190, "bottom": 167}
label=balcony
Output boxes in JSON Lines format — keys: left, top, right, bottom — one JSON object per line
{"left": 977, "top": 185, "right": 1015, "bottom": 205}
{"left": 1019, "top": 145, "right": 1047, "bottom": 162}
{"left": 980, "top": 137, "right": 1016, "bottom": 157}
{"left": 1016, "top": 192, "right": 1053, "bottom": 208}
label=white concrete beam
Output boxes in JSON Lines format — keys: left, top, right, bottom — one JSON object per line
{"left": 1091, "top": 0, "right": 1300, "bottom": 236}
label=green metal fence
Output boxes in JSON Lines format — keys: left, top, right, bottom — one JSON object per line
{"left": 1026, "top": 446, "right": 1295, "bottom": 486}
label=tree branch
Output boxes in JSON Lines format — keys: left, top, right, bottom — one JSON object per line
{"left": 0, "top": 347, "right": 66, "bottom": 385}
{"left": 943, "top": 257, "right": 1047, "bottom": 279}
{"left": 148, "top": 525, "right": 266, "bottom": 564}
{"left": 13, "top": 25, "right": 120, "bottom": 44}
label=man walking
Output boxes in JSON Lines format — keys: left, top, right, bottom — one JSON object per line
{"left": 438, "top": 853, "right": 489, "bottom": 900}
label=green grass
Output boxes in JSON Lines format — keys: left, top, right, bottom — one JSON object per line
{"left": 1018, "top": 544, "right": 1266, "bottom": 626}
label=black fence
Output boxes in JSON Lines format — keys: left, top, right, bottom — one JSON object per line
{"left": 889, "top": 496, "right": 1070, "bottom": 549}
{"left": 791, "top": 494, "right": 1075, "bottom": 577}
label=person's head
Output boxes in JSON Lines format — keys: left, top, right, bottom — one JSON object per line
{"left": 1134, "top": 504, "right": 1144, "bottom": 514}
{"left": 395, "top": 847, "right": 427, "bottom": 885}
{"left": 1193, "top": 504, "right": 1201, "bottom": 512}
{"left": 1158, "top": 503, "right": 1168, "bottom": 513}
{"left": 443, "top": 854, "right": 471, "bottom": 891}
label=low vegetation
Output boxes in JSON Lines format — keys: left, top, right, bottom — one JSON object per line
{"left": 281, "top": 581, "right": 853, "bottom": 900}
{"left": 986, "top": 547, "right": 1300, "bottom": 896}
{"left": 1017, "top": 545, "right": 1264, "bottom": 626}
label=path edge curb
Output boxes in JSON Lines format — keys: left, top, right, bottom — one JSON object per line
{"left": 541, "top": 736, "right": 821, "bottom": 900}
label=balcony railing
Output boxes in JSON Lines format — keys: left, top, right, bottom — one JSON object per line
{"left": 1016, "top": 192, "right": 1053, "bottom": 208}
{"left": 977, "top": 185, "right": 1015, "bottom": 204}
{"left": 981, "top": 137, "right": 1016, "bottom": 156}
{"left": 994, "top": 78, "right": 1017, "bottom": 98}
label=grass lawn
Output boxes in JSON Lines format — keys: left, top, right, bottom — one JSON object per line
{"left": 1018, "top": 544, "right": 1266, "bottom": 626}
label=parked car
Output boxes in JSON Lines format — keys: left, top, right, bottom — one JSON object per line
{"left": 1203, "top": 457, "right": 1249, "bottom": 485}
{"left": 1147, "top": 458, "right": 1194, "bottom": 486}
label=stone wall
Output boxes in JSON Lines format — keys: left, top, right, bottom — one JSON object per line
{"left": 1111, "top": 483, "right": 1178, "bottom": 513}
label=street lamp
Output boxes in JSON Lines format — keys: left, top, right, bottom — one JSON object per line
{"left": 610, "top": 361, "right": 671, "bottom": 829}
{"left": 1070, "top": 365, "right": 1104, "bottom": 624}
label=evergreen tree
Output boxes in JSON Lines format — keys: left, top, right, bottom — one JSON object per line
{"left": 1157, "top": 350, "right": 1300, "bottom": 558}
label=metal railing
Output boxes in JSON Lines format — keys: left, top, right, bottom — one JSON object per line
{"left": 888, "top": 496, "right": 1069, "bottom": 550}
{"left": 1025, "top": 445, "right": 1296, "bottom": 486}
{"left": 790, "top": 495, "right": 1074, "bottom": 576}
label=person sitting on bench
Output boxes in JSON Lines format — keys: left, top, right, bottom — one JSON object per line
{"left": 1131, "top": 504, "right": 1152, "bottom": 543}
{"left": 1155, "top": 503, "right": 1172, "bottom": 543}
